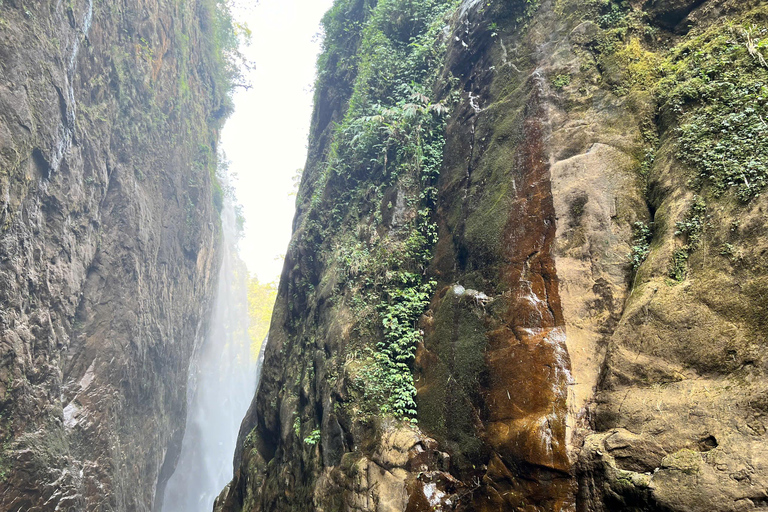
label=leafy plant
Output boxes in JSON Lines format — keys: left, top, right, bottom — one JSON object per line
{"left": 599, "top": 0, "right": 629, "bottom": 29}
{"left": 198, "top": 0, "right": 252, "bottom": 118}
{"left": 669, "top": 249, "right": 689, "bottom": 282}
{"left": 719, "top": 242, "right": 735, "bottom": 258}
{"left": 658, "top": 12, "right": 768, "bottom": 201}
{"left": 674, "top": 196, "right": 706, "bottom": 249}
{"left": 551, "top": 73, "right": 572, "bottom": 90}
{"left": 297, "top": 0, "right": 457, "bottom": 422}
{"left": 304, "top": 429, "right": 321, "bottom": 445}
{"left": 378, "top": 275, "right": 436, "bottom": 418}
{"left": 630, "top": 221, "right": 653, "bottom": 271}
{"left": 669, "top": 196, "right": 707, "bottom": 281}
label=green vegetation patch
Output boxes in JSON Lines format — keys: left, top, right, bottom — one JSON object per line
{"left": 303, "top": 429, "right": 321, "bottom": 445}
{"left": 551, "top": 73, "right": 572, "bottom": 90}
{"left": 417, "top": 291, "right": 487, "bottom": 472}
{"left": 295, "top": 0, "right": 460, "bottom": 421}
{"left": 669, "top": 196, "right": 707, "bottom": 281}
{"left": 198, "top": 0, "right": 252, "bottom": 117}
{"left": 658, "top": 11, "right": 768, "bottom": 201}
{"left": 630, "top": 221, "right": 653, "bottom": 271}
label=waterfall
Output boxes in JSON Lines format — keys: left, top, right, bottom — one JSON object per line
{"left": 160, "top": 198, "right": 265, "bottom": 512}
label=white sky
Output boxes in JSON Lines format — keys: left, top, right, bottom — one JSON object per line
{"left": 222, "top": 0, "right": 335, "bottom": 282}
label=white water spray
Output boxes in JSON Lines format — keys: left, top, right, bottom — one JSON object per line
{"left": 160, "top": 199, "right": 265, "bottom": 512}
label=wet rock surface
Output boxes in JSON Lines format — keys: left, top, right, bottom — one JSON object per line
{"left": 0, "top": 0, "right": 222, "bottom": 509}
{"left": 217, "top": 0, "right": 768, "bottom": 510}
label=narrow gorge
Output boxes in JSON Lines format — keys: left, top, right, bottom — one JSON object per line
{"left": 1, "top": 0, "right": 767, "bottom": 511}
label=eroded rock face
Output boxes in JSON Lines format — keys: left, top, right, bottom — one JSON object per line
{"left": 218, "top": 0, "right": 768, "bottom": 510}
{"left": 418, "top": 58, "right": 574, "bottom": 509}
{"left": 0, "top": 0, "right": 222, "bottom": 509}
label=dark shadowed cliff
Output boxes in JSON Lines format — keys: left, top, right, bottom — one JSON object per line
{"left": 0, "top": 0, "right": 238, "bottom": 509}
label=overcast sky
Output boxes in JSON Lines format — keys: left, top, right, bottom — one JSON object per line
{"left": 222, "top": 0, "right": 335, "bottom": 282}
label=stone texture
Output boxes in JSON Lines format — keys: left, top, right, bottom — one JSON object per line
{"left": 0, "top": 0, "right": 222, "bottom": 509}
{"left": 217, "top": 0, "right": 768, "bottom": 511}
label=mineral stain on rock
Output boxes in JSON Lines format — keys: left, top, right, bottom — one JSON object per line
{"left": 2, "top": 0, "right": 768, "bottom": 510}
{"left": 466, "top": 73, "right": 574, "bottom": 510}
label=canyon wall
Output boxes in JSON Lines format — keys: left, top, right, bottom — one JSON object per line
{"left": 215, "top": 0, "right": 768, "bottom": 511}
{"left": 218, "top": 0, "right": 768, "bottom": 510}
{"left": 0, "top": 0, "right": 231, "bottom": 509}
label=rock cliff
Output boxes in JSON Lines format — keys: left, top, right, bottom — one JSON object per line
{"left": 217, "top": 0, "right": 768, "bottom": 510}
{"left": 0, "top": 0, "right": 233, "bottom": 509}
{"left": 216, "top": 0, "right": 768, "bottom": 510}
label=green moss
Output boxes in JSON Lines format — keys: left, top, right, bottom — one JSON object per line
{"left": 417, "top": 291, "right": 488, "bottom": 472}
{"left": 462, "top": 184, "right": 509, "bottom": 262}
{"left": 742, "top": 277, "right": 768, "bottom": 333}
{"left": 613, "top": 37, "right": 664, "bottom": 89}
{"left": 662, "top": 449, "right": 703, "bottom": 475}
{"left": 658, "top": 8, "right": 768, "bottom": 201}
{"left": 551, "top": 73, "right": 572, "bottom": 90}
{"left": 668, "top": 196, "right": 707, "bottom": 281}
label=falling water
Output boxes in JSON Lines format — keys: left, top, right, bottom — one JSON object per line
{"left": 159, "top": 198, "right": 264, "bottom": 512}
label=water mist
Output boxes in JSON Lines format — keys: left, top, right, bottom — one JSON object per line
{"left": 159, "top": 199, "right": 265, "bottom": 511}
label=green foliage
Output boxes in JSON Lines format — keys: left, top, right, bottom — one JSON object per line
{"left": 348, "top": 352, "right": 390, "bottom": 411}
{"left": 565, "top": 0, "right": 657, "bottom": 94}
{"left": 598, "top": 0, "right": 630, "bottom": 29}
{"left": 293, "top": 416, "right": 301, "bottom": 438}
{"left": 332, "top": 90, "right": 446, "bottom": 420}
{"left": 719, "top": 242, "right": 735, "bottom": 259}
{"left": 247, "top": 275, "right": 278, "bottom": 360}
{"left": 377, "top": 275, "right": 436, "bottom": 419}
{"left": 673, "top": 196, "right": 706, "bottom": 250}
{"left": 316, "top": 0, "right": 377, "bottom": 97}
{"left": 198, "top": 0, "right": 252, "bottom": 119}
{"left": 669, "top": 249, "right": 689, "bottom": 282}
{"left": 630, "top": 221, "right": 653, "bottom": 271}
{"left": 551, "top": 73, "right": 572, "bottom": 90}
{"left": 303, "top": 429, "right": 321, "bottom": 445}
{"left": 669, "top": 196, "right": 707, "bottom": 281}
{"left": 639, "top": 147, "right": 655, "bottom": 180}
{"left": 658, "top": 13, "right": 768, "bottom": 201}
{"left": 331, "top": 90, "right": 449, "bottom": 182}
{"left": 301, "top": 0, "right": 457, "bottom": 422}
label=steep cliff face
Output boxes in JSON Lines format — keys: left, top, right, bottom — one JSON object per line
{"left": 217, "top": 0, "right": 768, "bottom": 510}
{"left": 0, "top": 0, "right": 231, "bottom": 509}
